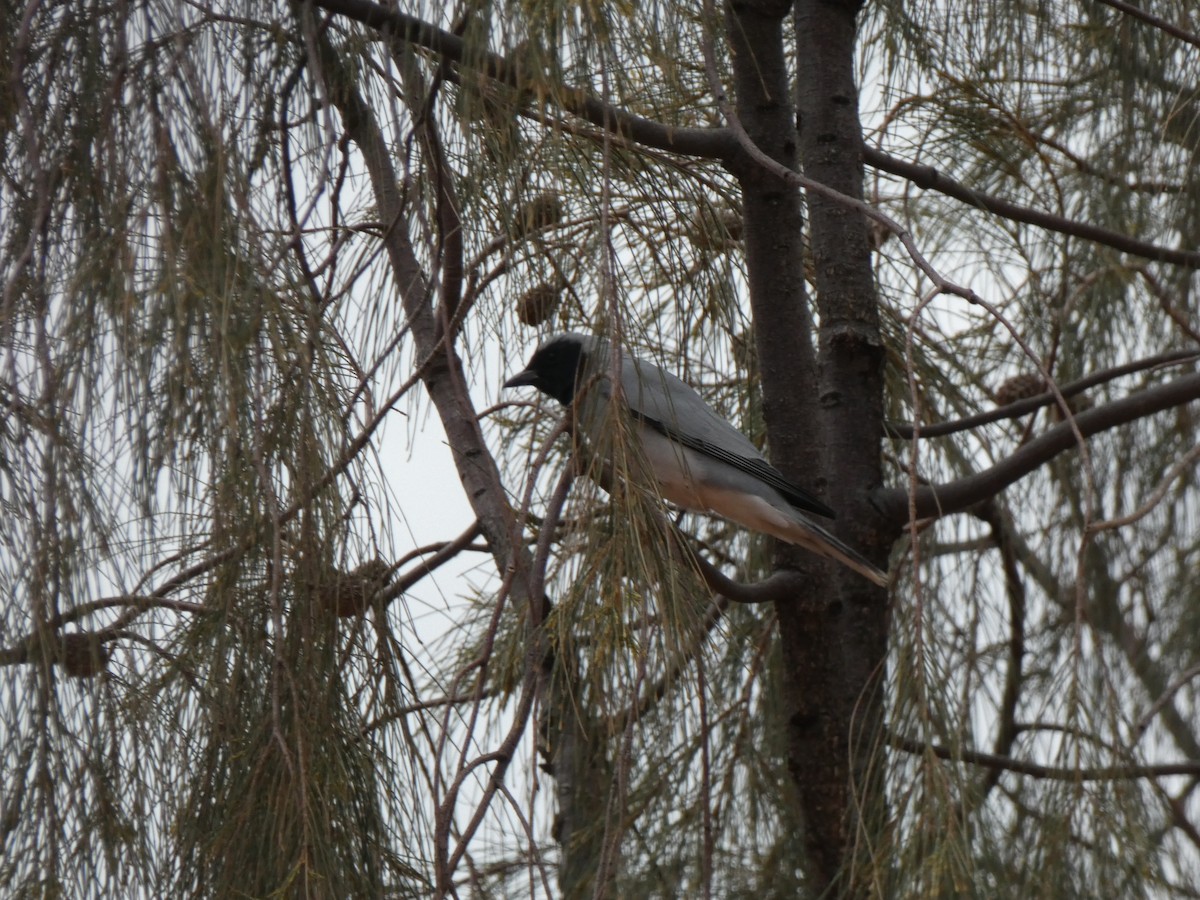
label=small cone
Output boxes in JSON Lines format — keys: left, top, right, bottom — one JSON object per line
{"left": 517, "top": 280, "right": 565, "bottom": 326}
{"left": 994, "top": 372, "right": 1047, "bottom": 407}
{"left": 322, "top": 558, "right": 392, "bottom": 618}
{"left": 58, "top": 633, "right": 109, "bottom": 679}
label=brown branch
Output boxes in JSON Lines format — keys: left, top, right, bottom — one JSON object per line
{"left": 892, "top": 733, "right": 1200, "bottom": 781}
{"left": 311, "top": 25, "right": 527, "bottom": 562}
{"left": 865, "top": 147, "right": 1200, "bottom": 269}
{"left": 875, "top": 372, "right": 1200, "bottom": 524}
{"left": 0, "top": 367, "right": 423, "bottom": 667}
{"left": 1135, "top": 267, "right": 1200, "bottom": 345}
{"left": 971, "top": 501, "right": 1026, "bottom": 805}
{"left": 380, "top": 521, "right": 486, "bottom": 603}
{"left": 1088, "top": 442, "right": 1200, "bottom": 533}
{"left": 359, "top": 693, "right": 485, "bottom": 736}
{"left": 1031, "top": 128, "right": 1186, "bottom": 195}
{"left": 402, "top": 50, "right": 465, "bottom": 329}
{"left": 441, "top": 473, "right": 562, "bottom": 888}
{"left": 309, "top": 0, "right": 735, "bottom": 160}
{"left": 279, "top": 58, "right": 329, "bottom": 310}
{"left": 606, "top": 593, "right": 729, "bottom": 737}
{"left": 682, "top": 540, "right": 811, "bottom": 604}
{"left": 442, "top": 667, "right": 541, "bottom": 882}
{"left": 308, "top": 29, "right": 548, "bottom": 894}
{"left": 313, "top": 0, "right": 1200, "bottom": 279}
{"left": 1092, "top": 0, "right": 1200, "bottom": 50}
{"left": 885, "top": 349, "right": 1200, "bottom": 439}
{"left": 1135, "top": 663, "right": 1200, "bottom": 739}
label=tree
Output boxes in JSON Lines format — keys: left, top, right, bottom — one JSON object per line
{"left": 2, "top": 0, "right": 1199, "bottom": 896}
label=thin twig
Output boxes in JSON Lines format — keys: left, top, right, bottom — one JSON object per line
{"left": 865, "top": 146, "right": 1200, "bottom": 269}
{"left": 1092, "top": 0, "right": 1200, "bottom": 49}
{"left": 873, "top": 372, "right": 1200, "bottom": 524}
{"left": 1135, "top": 663, "right": 1200, "bottom": 740}
{"left": 884, "top": 349, "right": 1200, "bottom": 439}
{"left": 1087, "top": 442, "right": 1200, "bottom": 533}
{"left": 891, "top": 733, "right": 1200, "bottom": 781}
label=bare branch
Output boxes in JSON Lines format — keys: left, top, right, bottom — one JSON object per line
{"left": 684, "top": 542, "right": 812, "bottom": 605}
{"left": 865, "top": 147, "right": 1200, "bottom": 269}
{"left": 309, "top": 0, "right": 736, "bottom": 160}
{"left": 1093, "top": 0, "right": 1200, "bottom": 49}
{"left": 312, "top": 25, "right": 527, "bottom": 570}
{"left": 606, "top": 594, "right": 729, "bottom": 737}
{"left": 891, "top": 733, "right": 1200, "bottom": 781}
{"left": 875, "top": 372, "right": 1200, "bottom": 524}
{"left": 885, "top": 349, "right": 1200, "bottom": 439}
{"left": 968, "top": 502, "right": 1026, "bottom": 805}
{"left": 1135, "top": 664, "right": 1200, "bottom": 740}
{"left": 1088, "top": 442, "right": 1200, "bottom": 533}
{"left": 1135, "top": 267, "right": 1200, "bottom": 345}
{"left": 312, "top": 0, "right": 1200, "bottom": 284}
{"left": 309, "top": 32, "right": 553, "bottom": 890}
{"left": 360, "top": 694, "right": 485, "bottom": 737}
{"left": 380, "top": 521, "right": 486, "bottom": 602}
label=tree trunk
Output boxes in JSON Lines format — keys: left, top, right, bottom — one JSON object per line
{"left": 728, "top": 0, "right": 891, "bottom": 893}
{"left": 797, "top": 0, "right": 893, "bottom": 892}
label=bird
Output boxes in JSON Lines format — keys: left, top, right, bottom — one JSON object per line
{"left": 504, "top": 332, "right": 888, "bottom": 586}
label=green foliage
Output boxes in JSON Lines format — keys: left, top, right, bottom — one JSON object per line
{"left": 1, "top": 0, "right": 1198, "bottom": 897}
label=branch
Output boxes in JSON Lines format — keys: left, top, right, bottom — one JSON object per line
{"left": 0, "top": 362, "right": 430, "bottom": 667}
{"left": 380, "top": 520, "right": 485, "bottom": 602}
{"left": 606, "top": 593, "right": 729, "bottom": 736}
{"left": 865, "top": 146, "right": 1200, "bottom": 269}
{"left": 417, "top": 66, "right": 465, "bottom": 328}
{"left": 571, "top": 439, "right": 808, "bottom": 605}
{"left": 1135, "top": 663, "right": 1200, "bottom": 740}
{"left": 306, "top": 30, "right": 554, "bottom": 891}
{"left": 1088, "top": 441, "right": 1200, "bottom": 533}
{"left": 885, "top": 349, "right": 1200, "bottom": 439}
{"left": 314, "top": 0, "right": 1200, "bottom": 276}
{"left": 970, "top": 501, "right": 1026, "bottom": 805}
{"left": 875, "top": 372, "right": 1200, "bottom": 524}
{"left": 314, "top": 0, "right": 1200, "bottom": 288}
{"left": 683, "top": 541, "right": 813, "bottom": 605}
{"left": 309, "top": 0, "right": 735, "bottom": 160}
{"left": 312, "top": 23, "right": 528, "bottom": 561}
{"left": 359, "top": 693, "right": 485, "bottom": 736}
{"left": 1135, "top": 266, "right": 1200, "bottom": 345}
{"left": 1093, "top": 0, "right": 1200, "bottom": 50}
{"left": 891, "top": 733, "right": 1200, "bottom": 781}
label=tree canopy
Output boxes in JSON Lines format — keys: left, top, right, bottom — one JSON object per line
{"left": 2, "top": 0, "right": 1199, "bottom": 896}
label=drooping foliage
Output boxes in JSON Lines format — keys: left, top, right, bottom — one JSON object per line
{"left": 1, "top": 0, "right": 1197, "bottom": 897}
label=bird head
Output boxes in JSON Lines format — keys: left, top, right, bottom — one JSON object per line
{"left": 503, "top": 333, "right": 593, "bottom": 406}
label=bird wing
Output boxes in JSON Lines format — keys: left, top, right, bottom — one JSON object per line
{"left": 619, "top": 354, "right": 837, "bottom": 520}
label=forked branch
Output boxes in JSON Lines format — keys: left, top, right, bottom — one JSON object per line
{"left": 875, "top": 372, "right": 1200, "bottom": 524}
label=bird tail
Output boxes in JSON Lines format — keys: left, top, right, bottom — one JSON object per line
{"left": 778, "top": 514, "right": 889, "bottom": 587}
{"left": 668, "top": 480, "right": 890, "bottom": 586}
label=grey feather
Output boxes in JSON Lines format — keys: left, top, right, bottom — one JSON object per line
{"left": 505, "top": 333, "right": 888, "bottom": 586}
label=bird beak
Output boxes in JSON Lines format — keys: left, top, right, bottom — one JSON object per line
{"left": 503, "top": 369, "right": 539, "bottom": 389}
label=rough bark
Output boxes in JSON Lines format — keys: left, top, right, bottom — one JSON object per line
{"left": 728, "top": 0, "right": 891, "bottom": 892}
{"left": 794, "top": 0, "right": 893, "bottom": 893}
{"left": 726, "top": 0, "right": 877, "bottom": 893}
{"left": 309, "top": 32, "right": 544, "bottom": 897}
{"left": 540, "top": 654, "right": 607, "bottom": 899}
